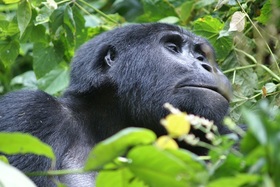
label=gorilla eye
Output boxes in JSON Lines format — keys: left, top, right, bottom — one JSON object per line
{"left": 166, "top": 43, "right": 180, "bottom": 53}
{"left": 161, "top": 34, "right": 183, "bottom": 53}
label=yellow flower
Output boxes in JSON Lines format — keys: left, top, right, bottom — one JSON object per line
{"left": 161, "top": 113, "right": 191, "bottom": 138}
{"left": 155, "top": 135, "right": 178, "bottom": 150}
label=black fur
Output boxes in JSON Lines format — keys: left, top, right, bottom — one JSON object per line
{"left": 0, "top": 23, "right": 231, "bottom": 186}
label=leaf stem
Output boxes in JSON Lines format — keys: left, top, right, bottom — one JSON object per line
{"left": 77, "top": 0, "right": 118, "bottom": 24}
{"left": 26, "top": 168, "right": 86, "bottom": 177}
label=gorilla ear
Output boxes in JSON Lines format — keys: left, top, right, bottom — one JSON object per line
{"left": 104, "top": 46, "right": 117, "bottom": 67}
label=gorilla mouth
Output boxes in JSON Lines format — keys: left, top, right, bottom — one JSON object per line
{"left": 176, "top": 84, "right": 230, "bottom": 101}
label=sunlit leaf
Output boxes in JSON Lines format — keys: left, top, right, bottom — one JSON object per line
{"left": 97, "top": 168, "right": 147, "bottom": 187}
{"left": 255, "top": 0, "right": 271, "bottom": 24}
{"left": 127, "top": 146, "right": 204, "bottom": 187}
{"left": 85, "top": 128, "right": 156, "bottom": 171}
{"left": 208, "top": 174, "right": 260, "bottom": 187}
{"left": 193, "top": 16, "right": 233, "bottom": 60}
{"left": 0, "top": 132, "right": 55, "bottom": 160}
{"left": 2, "top": 0, "right": 20, "bottom": 4}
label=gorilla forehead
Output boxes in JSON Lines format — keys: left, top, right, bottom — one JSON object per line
{"left": 85, "top": 23, "right": 206, "bottom": 50}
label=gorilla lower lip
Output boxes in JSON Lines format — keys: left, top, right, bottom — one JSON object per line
{"left": 177, "top": 85, "right": 230, "bottom": 101}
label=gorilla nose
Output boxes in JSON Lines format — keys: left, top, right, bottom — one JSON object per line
{"left": 201, "top": 63, "right": 215, "bottom": 73}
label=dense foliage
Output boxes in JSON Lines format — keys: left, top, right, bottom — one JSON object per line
{"left": 0, "top": 0, "right": 280, "bottom": 186}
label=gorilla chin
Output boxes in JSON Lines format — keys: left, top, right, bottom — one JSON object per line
{"left": 172, "top": 86, "right": 229, "bottom": 125}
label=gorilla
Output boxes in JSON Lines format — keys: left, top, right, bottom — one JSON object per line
{"left": 0, "top": 23, "right": 231, "bottom": 186}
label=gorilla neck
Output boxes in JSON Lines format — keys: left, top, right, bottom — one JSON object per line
{"left": 61, "top": 89, "right": 132, "bottom": 142}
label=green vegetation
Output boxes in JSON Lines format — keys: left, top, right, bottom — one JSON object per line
{"left": 0, "top": 0, "right": 280, "bottom": 186}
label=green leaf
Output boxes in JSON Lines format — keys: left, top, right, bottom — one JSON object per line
{"left": 137, "top": 0, "right": 178, "bottom": 22}
{"left": 242, "top": 108, "right": 267, "bottom": 145}
{"left": 2, "top": 0, "right": 20, "bottom": 4}
{"left": 207, "top": 174, "right": 259, "bottom": 187}
{"left": 10, "top": 71, "right": 37, "bottom": 90}
{"left": 255, "top": 0, "right": 271, "bottom": 24}
{"left": 0, "top": 132, "right": 55, "bottom": 160}
{"left": 192, "top": 16, "right": 233, "bottom": 60}
{"left": 127, "top": 146, "right": 200, "bottom": 187}
{"left": 33, "top": 42, "right": 63, "bottom": 78}
{"left": 0, "top": 40, "right": 19, "bottom": 66}
{"left": 50, "top": 5, "right": 65, "bottom": 34}
{"left": 179, "top": 0, "right": 195, "bottom": 23}
{"left": 0, "top": 161, "right": 36, "bottom": 187}
{"left": 72, "top": 6, "right": 87, "bottom": 48}
{"left": 96, "top": 168, "right": 147, "bottom": 187}
{"left": 37, "top": 66, "right": 69, "bottom": 95}
{"left": 17, "top": 0, "right": 32, "bottom": 37}
{"left": 84, "top": 128, "right": 156, "bottom": 171}
{"left": 64, "top": 5, "right": 76, "bottom": 33}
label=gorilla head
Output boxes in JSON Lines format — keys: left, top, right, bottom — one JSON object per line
{"left": 64, "top": 23, "right": 231, "bottom": 151}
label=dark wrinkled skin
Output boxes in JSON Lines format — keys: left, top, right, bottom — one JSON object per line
{"left": 0, "top": 23, "right": 232, "bottom": 187}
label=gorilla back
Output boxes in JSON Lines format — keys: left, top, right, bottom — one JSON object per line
{"left": 0, "top": 23, "right": 231, "bottom": 187}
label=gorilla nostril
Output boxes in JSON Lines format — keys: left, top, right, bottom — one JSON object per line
{"left": 201, "top": 63, "right": 213, "bottom": 72}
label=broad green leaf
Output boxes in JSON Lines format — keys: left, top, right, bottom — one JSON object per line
{"left": 0, "top": 132, "right": 55, "bottom": 160}
{"left": 255, "top": 0, "right": 271, "bottom": 24}
{"left": 179, "top": 0, "right": 195, "bottom": 23}
{"left": 50, "top": 5, "right": 65, "bottom": 34}
{"left": 0, "top": 161, "right": 36, "bottom": 187}
{"left": 38, "top": 67, "right": 69, "bottom": 95}
{"left": 193, "top": 16, "right": 233, "bottom": 60}
{"left": 17, "top": 0, "right": 32, "bottom": 37}
{"left": 207, "top": 174, "right": 259, "bottom": 187}
{"left": 85, "top": 128, "right": 156, "bottom": 171}
{"left": 30, "top": 24, "right": 48, "bottom": 43}
{"left": 96, "top": 168, "right": 147, "bottom": 187}
{"left": 0, "top": 40, "right": 19, "bottom": 66}
{"left": 64, "top": 5, "right": 76, "bottom": 33}
{"left": 127, "top": 146, "right": 199, "bottom": 187}
{"left": 33, "top": 42, "right": 63, "bottom": 78}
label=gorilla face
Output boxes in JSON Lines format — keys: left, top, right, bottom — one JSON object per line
{"left": 102, "top": 25, "right": 231, "bottom": 129}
